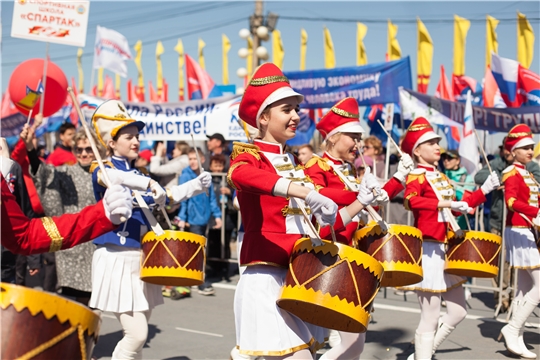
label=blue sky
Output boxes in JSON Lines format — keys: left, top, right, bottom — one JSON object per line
{"left": 2, "top": 1, "right": 539, "bottom": 99}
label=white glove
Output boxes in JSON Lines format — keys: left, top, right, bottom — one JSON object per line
{"left": 304, "top": 190, "right": 338, "bottom": 227}
{"left": 393, "top": 153, "right": 414, "bottom": 183}
{"left": 1, "top": 156, "right": 14, "bottom": 179}
{"left": 361, "top": 167, "right": 381, "bottom": 194}
{"left": 197, "top": 171, "right": 212, "bottom": 188}
{"left": 103, "top": 182, "right": 133, "bottom": 225}
{"left": 374, "top": 189, "right": 389, "bottom": 206}
{"left": 150, "top": 181, "right": 167, "bottom": 208}
{"left": 105, "top": 168, "right": 150, "bottom": 190}
{"left": 357, "top": 183, "right": 376, "bottom": 206}
{"left": 450, "top": 201, "right": 472, "bottom": 214}
{"left": 480, "top": 171, "right": 500, "bottom": 195}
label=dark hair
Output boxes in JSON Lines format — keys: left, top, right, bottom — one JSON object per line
{"left": 210, "top": 153, "right": 226, "bottom": 165}
{"left": 59, "top": 122, "right": 76, "bottom": 135}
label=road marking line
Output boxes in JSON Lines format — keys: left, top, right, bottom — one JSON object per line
{"left": 102, "top": 314, "right": 116, "bottom": 319}
{"left": 212, "top": 283, "right": 237, "bottom": 290}
{"left": 175, "top": 327, "right": 224, "bottom": 337}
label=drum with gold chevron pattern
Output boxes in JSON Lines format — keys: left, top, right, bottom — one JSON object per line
{"left": 140, "top": 230, "right": 206, "bottom": 286}
{"left": 445, "top": 230, "right": 501, "bottom": 278}
{"left": 277, "top": 239, "right": 383, "bottom": 333}
{"left": 353, "top": 223, "right": 424, "bottom": 287}
{"left": 1, "top": 283, "right": 100, "bottom": 360}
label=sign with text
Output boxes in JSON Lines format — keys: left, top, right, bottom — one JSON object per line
{"left": 11, "top": 0, "right": 90, "bottom": 47}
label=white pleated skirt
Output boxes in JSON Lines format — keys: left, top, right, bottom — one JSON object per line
{"left": 234, "top": 265, "right": 325, "bottom": 356}
{"left": 401, "top": 241, "right": 466, "bottom": 293}
{"left": 89, "top": 245, "right": 164, "bottom": 313}
{"left": 504, "top": 227, "right": 540, "bottom": 269}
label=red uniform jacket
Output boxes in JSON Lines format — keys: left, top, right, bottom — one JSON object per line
{"left": 503, "top": 163, "right": 539, "bottom": 227}
{"left": 46, "top": 145, "right": 77, "bottom": 167}
{"left": 1, "top": 174, "right": 116, "bottom": 255}
{"left": 404, "top": 164, "right": 486, "bottom": 242}
{"left": 227, "top": 140, "right": 348, "bottom": 268}
{"left": 304, "top": 152, "right": 404, "bottom": 244}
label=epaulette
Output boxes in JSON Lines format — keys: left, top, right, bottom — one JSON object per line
{"left": 501, "top": 165, "right": 517, "bottom": 183}
{"left": 406, "top": 168, "right": 426, "bottom": 185}
{"left": 89, "top": 160, "right": 114, "bottom": 174}
{"left": 231, "top": 141, "right": 260, "bottom": 161}
{"left": 138, "top": 167, "right": 149, "bottom": 175}
{"left": 304, "top": 157, "right": 331, "bottom": 172}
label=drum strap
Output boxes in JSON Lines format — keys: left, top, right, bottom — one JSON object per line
{"left": 425, "top": 174, "right": 461, "bottom": 233}
{"left": 133, "top": 190, "right": 165, "bottom": 236}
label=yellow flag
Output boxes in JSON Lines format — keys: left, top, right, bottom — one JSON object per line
{"left": 453, "top": 15, "right": 470, "bottom": 76}
{"left": 387, "top": 20, "right": 401, "bottom": 61}
{"left": 222, "top": 34, "right": 231, "bottom": 85}
{"left": 300, "top": 29, "right": 308, "bottom": 71}
{"left": 517, "top": 12, "right": 535, "bottom": 69}
{"left": 534, "top": 141, "right": 540, "bottom": 160}
{"left": 174, "top": 39, "right": 185, "bottom": 101}
{"left": 156, "top": 41, "right": 164, "bottom": 96}
{"left": 115, "top": 74, "right": 121, "bottom": 99}
{"left": 76, "top": 48, "right": 84, "bottom": 93}
{"left": 247, "top": 36, "right": 253, "bottom": 76}
{"left": 198, "top": 38, "right": 206, "bottom": 70}
{"left": 134, "top": 40, "right": 144, "bottom": 89}
{"left": 486, "top": 15, "right": 499, "bottom": 67}
{"left": 273, "top": 30, "right": 285, "bottom": 69}
{"left": 356, "top": 23, "right": 368, "bottom": 66}
{"left": 323, "top": 26, "right": 335, "bottom": 69}
{"left": 417, "top": 18, "right": 433, "bottom": 93}
{"left": 98, "top": 68, "right": 104, "bottom": 96}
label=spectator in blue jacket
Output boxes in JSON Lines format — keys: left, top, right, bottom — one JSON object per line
{"left": 178, "top": 147, "right": 222, "bottom": 295}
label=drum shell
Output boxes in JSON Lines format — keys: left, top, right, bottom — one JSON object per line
{"left": 1, "top": 283, "right": 99, "bottom": 360}
{"left": 277, "top": 239, "right": 383, "bottom": 333}
{"left": 445, "top": 230, "right": 502, "bottom": 278}
{"left": 141, "top": 230, "right": 206, "bottom": 286}
{"left": 354, "top": 223, "right": 423, "bottom": 287}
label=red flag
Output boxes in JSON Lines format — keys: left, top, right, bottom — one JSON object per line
{"left": 162, "top": 78, "right": 169, "bottom": 102}
{"left": 185, "top": 54, "right": 220, "bottom": 99}
{"left": 483, "top": 66, "right": 506, "bottom": 108}
{"left": 149, "top": 81, "right": 158, "bottom": 103}
{"left": 127, "top": 79, "right": 133, "bottom": 102}
{"left": 102, "top": 76, "right": 116, "bottom": 99}
{"left": 435, "top": 65, "right": 454, "bottom": 101}
{"left": 91, "top": 85, "right": 97, "bottom": 96}
{"left": 66, "top": 77, "right": 79, "bottom": 126}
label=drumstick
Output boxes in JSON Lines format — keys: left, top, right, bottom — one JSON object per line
{"left": 376, "top": 120, "right": 404, "bottom": 157}
{"left": 190, "top": 133, "right": 209, "bottom": 196}
{"left": 464, "top": 213, "right": 472, "bottom": 231}
{"left": 473, "top": 129, "right": 493, "bottom": 174}
{"left": 161, "top": 208, "right": 173, "bottom": 230}
{"left": 68, "top": 87, "right": 126, "bottom": 223}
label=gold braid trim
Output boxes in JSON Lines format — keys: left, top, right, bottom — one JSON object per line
{"left": 406, "top": 173, "right": 425, "bottom": 185}
{"left": 304, "top": 157, "right": 331, "bottom": 171}
{"left": 275, "top": 163, "right": 294, "bottom": 171}
{"left": 227, "top": 161, "right": 248, "bottom": 190}
{"left": 281, "top": 205, "right": 312, "bottom": 216}
{"left": 408, "top": 123, "right": 433, "bottom": 132}
{"left": 250, "top": 75, "right": 290, "bottom": 86}
{"left": 501, "top": 167, "right": 518, "bottom": 183}
{"left": 231, "top": 142, "right": 261, "bottom": 161}
{"left": 89, "top": 160, "right": 114, "bottom": 174}
{"left": 41, "top": 217, "right": 64, "bottom": 252}
{"left": 507, "top": 131, "right": 532, "bottom": 138}
{"left": 404, "top": 192, "right": 417, "bottom": 211}
{"left": 331, "top": 107, "right": 359, "bottom": 118}
{"left": 508, "top": 197, "right": 516, "bottom": 211}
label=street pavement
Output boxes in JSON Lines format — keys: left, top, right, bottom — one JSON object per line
{"left": 92, "top": 275, "right": 539, "bottom": 360}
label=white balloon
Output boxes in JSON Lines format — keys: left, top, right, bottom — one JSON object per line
{"left": 238, "top": 48, "right": 249, "bottom": 59}
{"left": 256, "top": 46, "right": 268, "bottom": 60}
{"left": 256, "top": 26, "right": 269, "bottom": 39}
{"left": 237, "top": 67, "right": 248, "bottom": 78}
{"left": 239, "top": 28, "right": 250, "bottom": 39}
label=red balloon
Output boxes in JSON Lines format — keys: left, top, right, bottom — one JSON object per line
{"left": 8, "top": 59, "right": 68, "bottom": 118}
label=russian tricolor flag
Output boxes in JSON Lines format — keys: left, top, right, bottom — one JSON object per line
{"left": 491, "top": 53, "right": 523, "bottom": 107}
{"left": 185, "top": 54, "right": 222, "bottom": 100}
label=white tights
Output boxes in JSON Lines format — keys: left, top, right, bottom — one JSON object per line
{"left": 267, "top": 348, "right": 313, "bottom": 359}
{"left": 319, "top": 332, "right": 365, "bottom": 360}
{"left": 111, "top": 310, "right": 152, "bottom": 360}
{"left": 515, "top": 268, "right": 540, "bottom": 303}
{"left": 416, "top": 286, "right": 467, "bottom": 333}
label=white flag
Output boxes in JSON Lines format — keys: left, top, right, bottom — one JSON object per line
{"left": 458, "top": 91, "right": 480, "bottom": 176}
{"left": 93, "top": 26, "right": 132, "bottom": 77}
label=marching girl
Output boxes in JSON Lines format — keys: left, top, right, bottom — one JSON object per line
{"left": 303, "top": 97, "right": 414, "bottom": 359}
{"left": 401, "top": 117, "right": 499, "bottom": 360}
{"left": 228, "top": 63, "right": 380, "bottom": 359}
{"left": 89, "top": 100, "right": 212, "bottom": 360}
{"left": 499, "top": 124, "right": 539, "bottom": 359}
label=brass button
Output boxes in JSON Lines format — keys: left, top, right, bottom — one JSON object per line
{"left": 301, "top": 183, "right": 305, "bottom": 186}
{"left": 289, "top": 173, "right": 294, "bottom": 177}
{"left": 283, "top": 157, "right": 288, "bottom": 162}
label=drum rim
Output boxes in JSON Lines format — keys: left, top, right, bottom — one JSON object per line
{"left": 141, "top": 230, "right": 207, "bottom": 245}
{"left": 447, "top": 230, "right": 502, "bottom": 245}
{"left": 0, "top": 282, "right": 100, "bottom": 336}
{"left": 292, "top": 239, "right": 384, "bottom": 279}
{"left": 354, "top": 223, "right": 423, "bottom": 240}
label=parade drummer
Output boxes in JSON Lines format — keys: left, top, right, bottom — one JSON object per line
{"left": 302, "top": 97, "right": 414, "bottom": 359}
{"left": 88, "top": 100, "right": 212, "bottom": 360}
{"left": 1, "top": 171, "right": 133, "bottom": 255}
{"left": 400, "top": 117, "right": 499, "bottom": 360}
{"left": 228, "top": 63, "right": 381, "bottom": 358}
{"left": 499, "top": 124, "right": 540, "bottom": 359}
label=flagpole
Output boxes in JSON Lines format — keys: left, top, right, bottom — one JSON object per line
{"left": 89, "top": 68, "right": 96, "bottom": 94}
{"left": 39, "top": 43, "right": 49, "bottom": 115}
{"left": 474, "top": 129, "right": 493, "bottom": 174}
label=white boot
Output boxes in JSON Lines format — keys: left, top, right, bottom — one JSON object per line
{"left": 111, "top": 344, "right": 138, "bottom": 360}
{"left": 230, "top": 346, "right": 253, "bottom": 360}
{"left": 432, "top": 323, "right": 455, "bottom": 354}
{"left": 499, "top": 295, "right": 539, "bottom": 358}
{"left": 407, "top": 331, "right": 435, "bottom": 360}
{"left": 328, "top": 329, "right": 341, "bottom": 348}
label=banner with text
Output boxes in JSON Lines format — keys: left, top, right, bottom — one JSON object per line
{"left": 284, "top": 57, "right": 412, "bottom": 108}
{"left": 401, "top": 89, "right": 540, "bottom": 133}
{"left": 78, "top": 94, "right": 249, "bottom": 141}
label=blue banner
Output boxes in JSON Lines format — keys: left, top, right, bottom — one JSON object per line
{"left": 284, "top": 57, "right": 412, "bottom": 109}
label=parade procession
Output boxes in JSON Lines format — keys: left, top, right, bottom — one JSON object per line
{"left": 1, "top": 1, "right": 540, "bottom": 359}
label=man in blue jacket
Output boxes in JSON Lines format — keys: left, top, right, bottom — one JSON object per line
{"left": 178, "top": 147, "right": 222, "bottom": 295}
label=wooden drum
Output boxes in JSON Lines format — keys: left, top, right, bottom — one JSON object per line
{"left": 277, "top": 239, "right": 383, "bottom": 333}
{"left": 1, "top": 283, "right": 100, "bottom": 360}
{"left": 141, "top": 230, "right": 206, "bottom": 286}
{"left": 445, "top": 230, "right": 501, "bottom": 278}
{"left": 354, "top": 223, "right": 423, "bottom": 287}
